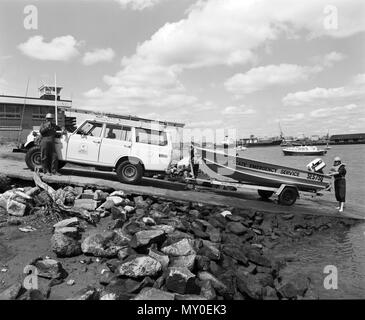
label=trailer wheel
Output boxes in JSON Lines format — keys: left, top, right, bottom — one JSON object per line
{"left": 278, "top": 187, "right": 297, "bottom": 206}
{"left": 258, "top": 190, "right": 274, "bottom": 199}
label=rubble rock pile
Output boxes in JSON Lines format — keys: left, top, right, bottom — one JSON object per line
{"left": 0, "top": 177, "right": 356, "bottom": 300}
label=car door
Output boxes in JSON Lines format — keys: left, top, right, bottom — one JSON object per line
{"left": 98, "top": 124, "right": 132, "bottom": 166}
{"left": 66, "top": 121, "right": 104, "bottom": 164}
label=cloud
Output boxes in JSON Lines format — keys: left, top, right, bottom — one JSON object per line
{"left": 83, "top": 0, "right": 365, "bottom": 124}
{"left": 186, "top": 119, "right": 223, "bottom": 128}
{"left": 283, "top": 73, "right": 365, "bottom": 107}
{"left": 225, "top": 51, "right": 346, "bottom": 96}
{"left": 279, "top": 113, "right": 305, "bottom": 122}
{"left": 225, "top": 64, "right": 320, "bottom": 96}
{"left": 114, "top": 0, "right": 163, "bottom": 10}
{"left": 18, "top": 35, "right": 80, "bottom": 61}
{"left": 322, "top": 51, "right": 346, "bottom": 67}
{"left": 222, "top": 106, "right": 256, "bottom": 116}
{"left": 310, "top": 104, "right": 358, "bottom": 118}
{"left": 82, "top": 48, "right": 115, "bottom": 65}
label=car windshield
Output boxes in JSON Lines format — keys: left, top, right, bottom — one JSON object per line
{"left": 77, "top": 122, "right": 103, "bottom": 137}
{"left": 135, "top": 128, "right": 168, "bottom": 146}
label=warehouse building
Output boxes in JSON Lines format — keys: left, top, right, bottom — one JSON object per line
{"left": 330, "top": 133, "right": 365, "bottom": 144}
{"left": 0, "top": 86, "right": 72, "bottom": 143}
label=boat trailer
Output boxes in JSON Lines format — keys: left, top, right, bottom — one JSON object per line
{"left": 184, "top": 145, "right": 331, "bottom": 206}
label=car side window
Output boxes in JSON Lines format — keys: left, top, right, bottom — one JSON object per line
{"left": 135, "top": 128, "right": 168, "bottom": 146}
{"left": 77, "top": 122, "right": 103, "bottom": 137}
{"left": 104, "top": 124, "right": 132, "bottom": 141}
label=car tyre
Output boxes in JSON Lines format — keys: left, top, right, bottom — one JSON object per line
{"left": 116, "top": 160, "right": 143, "bottom": 184}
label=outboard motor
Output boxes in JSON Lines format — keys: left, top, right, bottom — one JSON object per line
{"left": 307, "top": 158, "right": 326, "bottom": 173}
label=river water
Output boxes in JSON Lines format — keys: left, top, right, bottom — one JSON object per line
{"left": 238, "top": 144, "right": 365, "bottom": 298}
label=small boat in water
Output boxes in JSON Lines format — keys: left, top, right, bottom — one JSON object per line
{"left": 235, "top": 145, "right": 247, "bottom": 151}
{"left": 194, "top": 146, "right": 331, "bottom": 193}
{"left": 282, "top": 146, "right": 327, "bottom": 156}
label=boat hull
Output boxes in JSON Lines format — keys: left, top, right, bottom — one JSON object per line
{"left": 194, "top": 147, "right": 331, "bottom": 193}
{"left": 283, "top": 150, "right": 327, "bottom": 156}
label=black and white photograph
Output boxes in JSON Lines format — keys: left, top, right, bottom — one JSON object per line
{"left": 0, "top": 0, "right": 364, "bottom": 306}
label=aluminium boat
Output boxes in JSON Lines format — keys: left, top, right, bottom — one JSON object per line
{"left": 193, "top": 146, "right": 331, "bottom": 193}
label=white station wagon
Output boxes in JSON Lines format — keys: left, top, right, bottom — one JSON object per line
{"left": 25, "top": 117, "right": 173, "bottom": 184}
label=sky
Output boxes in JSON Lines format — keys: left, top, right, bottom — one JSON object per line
{"left": 0, "top": 0, "right": 364, "bottom": 138}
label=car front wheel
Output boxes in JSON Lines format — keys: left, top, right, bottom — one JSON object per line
{"left": 25, "top": 146, "right": 42, "bottom": 171}
{"left": 116, "top": 160, "right": 143, "bottom": 184}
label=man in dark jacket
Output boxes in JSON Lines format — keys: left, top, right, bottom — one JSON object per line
{"left": 329, "top": 156, "right": 346, "bottom": 213}
{"left": 39, "top": 113, "right": 61, "bottom": 175}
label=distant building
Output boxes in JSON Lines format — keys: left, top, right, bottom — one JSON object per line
{"left": 330, "top": 133, "right": 365, "bottom": 145}
{"left": 0, "top": 86, "right": 72, "bottom": 143}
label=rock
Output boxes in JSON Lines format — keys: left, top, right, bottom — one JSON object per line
{"left": 124, "top": 205, "right": 135, "bottom": 214}
{"left": 196, "top": 255, "right": 210, "bottom": 271}
{"left": 165, "top": 267, "right": 199, "bottom": 295}
{"left": 200, "top": 280, "right": 216, "bottom": 300}
{"left": 167, "top": 231, "right": 194, "bottom": 243}
{"left": 236, "top": 273, "right": 264, "bottom": 299}
{"left": 81, "top": 232, "right": 125, "bottom": 258}
{"left": 111, "top": 206, "right": 127, "bottom": 221}
{"left": 107, "top": 196, "right": 125, "bottom": 206}
{"left": 113, "top": 229, "right": 132, "bottom": 245}
{"left": 282, "top": 214, "right": 294, "bottom": 220}
{"left": 93, "top": 190, "right": 109, "bottom": 201}
{"left": 7, "top": 200, "right": 26, "bottom": 216}
{"left": 148, "top": 248, "right": 170, "bottom": 270}
{"left": 31, "top": 258, "right": 68, "bottom": 281}
{"left": 51, "top": 232, "right": 82, "bottom": 257}
{"left": 54, "top": 227, "right": 79, "bottom": 238}
{"left": 151, "top": 224, "right": 175, "bottom": 234}
{"left": 134, "top": 288, "right": 175, "bottom": 300}
{"left": 67, "top": 279, "right": 75, "bottom": 286}
{"left": 188, "top": 209, "right": 201, "bottom": 218}
{"left": 246, "top": 250, "right": 271, "bottom": 267}
{"left": 161, "top": 238, "right": 196, "bottom": 257}
{"left": 73, "top": 199, "right": 98, "bottom": 211}
{"left": 134, "top": 196, "right": 149, "bottom": 208}
{"left": 130, "top": 229, "right": 165, "bottom": 248}
{"left": 222, "top": 245, "right": 248, "bottom": 265}
{"left": 7, "top": 217, "right": 22, "bottom": 226}
{"left": 117, "top": 246, "right": 131, "bottom": 260}
{"left": 19, "top": 289, "right": 45, "bottom": 300}
{"left": 207, "top": 227, "right": 221, "bottom": 243}
{"left": 198, "top": 240, "right": 221, "bottom": 261}
{"left": 277, "top": 274, "right": 310, "bottom": 299}
{"left": 220, "top": 210, "right": 232, "bottom": 218}
{"left": 175, "top": 294, "right": 207, "bottom": 300}
{"left": 170, "top": 254, "right": 196, "bottom": 271}
{"left": 209, "top": 261, "right": 222, "bottom": 276}
{"left": 142, "top": 217, "right": 156, "bottom": 226}
{"left": 118, "top": 256, "right": 162, "bottom": 278}
{"left": 0, "top": 283, "right": 23, "bottom": 300}
{"left": 197, "top": 272, "right": 228, "bottom": 296}
{"left": 99, "top": 271, "right": 116, "bottom": 286}
{"left": 99, "top": 199, "right": 115, "bottom": 211}
{"left": 236, "top": 264, "right": 256, "bottom": 276}
{"left": 124, "top": 221, "right": 142, "bottom": 235}
{"left": 53, "top": 217, "right": 79, "bottom": 230}
{"left": 110, "top": 190, "right": 126, "bottom": 198}
{"left": 263, "top": 286, "right": 279, "bottom": 300}
{"left": 190, "top": 227, "right": 209, "bottom": 239}
{"left": 226, "top": 222, "right": 247, "bottom": 235}
{"left": 69, "top": 287, "right": 100, "bottom": 300}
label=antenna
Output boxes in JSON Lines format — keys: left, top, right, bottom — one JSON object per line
{"left": 16, "top": 77, "right": 30, "bottom": 146}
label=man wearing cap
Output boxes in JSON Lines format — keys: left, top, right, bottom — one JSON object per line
{"left": 39, "top": 113, "right": 62, "bottom": 175}
{"left": 329, "top": 156, "right": 346, "bottom": 212}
